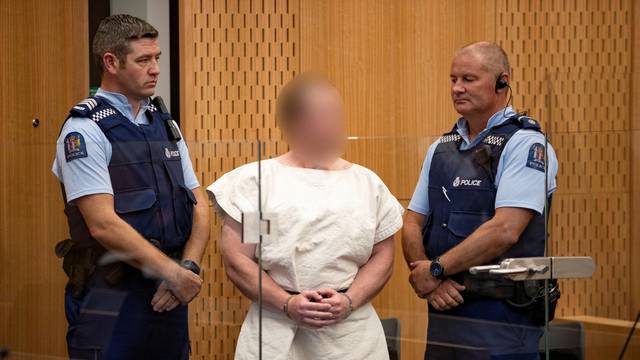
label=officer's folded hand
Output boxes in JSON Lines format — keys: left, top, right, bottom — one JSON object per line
{"left": 167, "top": 266, "right": 203, "bottom": 304}
{"left": 426, "top": 279, "right": 465, "bottom": 311}
{"left": 408, "top": 260, "right": 440, "bottom": 298}
{"left": 151, "top": 281, "right": 181, "bottom": 312}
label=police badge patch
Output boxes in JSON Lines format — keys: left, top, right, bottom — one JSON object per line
{"left": 526, "top": 143, "right": 545, "bottom": 172}
{"left": 64, "top": 132, "right": 88, "bottom": 162}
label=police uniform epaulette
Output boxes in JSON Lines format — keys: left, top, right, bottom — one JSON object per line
{"left": 69, "top": 97, "right": 99, "bottom": 118}
{"left": 68, "top": 96, "right": 119, "bottom": 123}
{"left": 514, "top": 114, "right": 541, "bottom": 130}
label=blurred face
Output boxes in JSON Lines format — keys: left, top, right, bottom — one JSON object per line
{"left": 287, "top": 86, "right": 346, "bottom": 159}
{"left": 104, "top": 37, "right": 161, "bottom": 100}
{"left": 450, "top": 51, "right": 503, "bottom": 117}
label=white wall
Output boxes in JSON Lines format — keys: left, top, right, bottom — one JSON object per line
{"left": 110, "top": 0, "right": 172, "bottom": 111}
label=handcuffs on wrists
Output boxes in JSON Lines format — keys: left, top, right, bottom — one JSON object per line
{"left": 283, "top": 295, "right": 295, "bottom": 318}
{"left": 339, "top": 292, "right": 353, "bottom": 316}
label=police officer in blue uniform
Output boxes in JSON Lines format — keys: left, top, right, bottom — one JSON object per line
{"left": 402, "top": 42, "right": 559, "bottom": 359}
{"left": 52, "top": 15, "right": 210, "bottom": 359}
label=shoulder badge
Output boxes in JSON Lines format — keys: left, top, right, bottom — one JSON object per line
{"left": 63, "top": 131, "right": 88, "bottom": 162}
{"left": 526, "top": 143, "right": 546, "bottom": 172}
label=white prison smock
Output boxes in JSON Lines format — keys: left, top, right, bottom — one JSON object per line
{"left": 207, "top": 159, "right": 404, "bottom": 360}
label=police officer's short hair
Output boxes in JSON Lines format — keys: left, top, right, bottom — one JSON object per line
{"left": 93, "top": 14, "right": 159, "bottom": 72}
{"left": 276, "top": 72, "right": 337, "bottom": 129}
{"left": 456, "top": 41, "right": 511, "bottom": 77}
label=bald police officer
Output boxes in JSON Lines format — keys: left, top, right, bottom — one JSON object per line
{"left": 52, "top": 15, "right": 209, "bottom": 359}
{"left": 402, "top": 42, "right": 558, "bottom": 359}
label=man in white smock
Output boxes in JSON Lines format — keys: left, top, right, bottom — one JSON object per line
{"left": 207, "top": 74, "right": 404, "bottom": 359}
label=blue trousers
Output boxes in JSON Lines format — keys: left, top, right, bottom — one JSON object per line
{"left": 64, "top": 270, "right": 189, "bottom": 360}
{"left": 425, "top": 299, "right": 542, "bottom": 360}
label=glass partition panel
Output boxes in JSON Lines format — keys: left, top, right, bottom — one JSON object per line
{"left": 0, "top": 138, "right": 261, "bottom": 359}
{"left": 248, "top": 123, "right": 638, "bottom": 359}
{"left": 1, "top": 92, "right": 639, "bottom": 360}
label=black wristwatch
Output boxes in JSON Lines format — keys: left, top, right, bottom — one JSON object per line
{"left": 180, "top": 260, "right": 201, "bottom": 275}
{"left": 430, "top": 257, "right": 446, "bottom": 280}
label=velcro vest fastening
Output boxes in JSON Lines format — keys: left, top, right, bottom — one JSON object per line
{"left": 62, "top": 97, "right": 195, "bottom": 252}
{"left": 424, "top": 114, "right": 546, "bottom": 260}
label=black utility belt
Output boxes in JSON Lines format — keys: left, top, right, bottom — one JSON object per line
{"left": 164, "top": 248, "right": 184, "bottom": 260}
{"left": 452, "top": 272, "right": 561, "bottom": 326}
{"left": 56, "top": 237, "right": 185, "bottom": 298}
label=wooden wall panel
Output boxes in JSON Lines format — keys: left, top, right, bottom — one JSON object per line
{"left": 495, "top": 0, "right": 634, "bottom": 320}
{"left": 630, "top": 0, "right": 640, "bottom": 320}
{"left": 179, "top": 0, "right": 297, "bottom": 358}
{"left": 0, "top": 0, "right": 88, "bottom": 358}
{"left": 300, "top": 0, "right": 496, "bottom": 200}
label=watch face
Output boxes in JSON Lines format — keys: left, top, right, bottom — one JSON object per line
{"left": 431, "top": 261, "right": 443, "bottom": 277}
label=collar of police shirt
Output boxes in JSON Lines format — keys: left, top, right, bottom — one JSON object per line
{"left": 95, "top": 88, "right": 153, "bottom": 125}
{"left": 454, "top": 106, "right": 516, "bottom": 150}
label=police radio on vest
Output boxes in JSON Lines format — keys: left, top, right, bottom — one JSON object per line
{"left": 152, "top": 96, "right": 182, "bottom": 142}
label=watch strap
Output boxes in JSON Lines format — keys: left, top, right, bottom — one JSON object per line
{"left": 180, "top": 260, "right": 201, "bottom": 275}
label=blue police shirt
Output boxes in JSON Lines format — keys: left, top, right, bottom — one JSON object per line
{"left": 408, "top": 106, "right": 558, "bottom": 216}
{"left": 52, "top": 88, "right": 200, "bottom": 202}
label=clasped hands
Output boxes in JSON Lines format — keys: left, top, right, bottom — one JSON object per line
{"left": 151, "top": 264, "right": 203, "bottom": 312}
{"left": 285, "top": 288, "right": 352, "bottom": 329}
{"left": 409, "top": 260, "right": 465, "bottom": 311}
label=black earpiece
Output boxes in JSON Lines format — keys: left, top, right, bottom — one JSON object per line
{"left": 495, "top": 74, "right": 509, "bottom": 92}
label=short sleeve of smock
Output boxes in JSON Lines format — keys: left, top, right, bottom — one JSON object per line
{"left": 206, "top": 163, "right": 259, "bottom": 223}
{"left": 373, "top": 177, "right": 405, "bottom": 243}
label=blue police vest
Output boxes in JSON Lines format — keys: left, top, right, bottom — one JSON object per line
{"left": 424, "top": 114, "right": 546, "bottom": 261}
{"left": 62, "top": 97, "right": 196, "bottom": 252}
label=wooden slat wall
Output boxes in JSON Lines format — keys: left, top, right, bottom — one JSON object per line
{"left": 495, "top": 0, "right": 634, "bottom": 320}
{"left": 299, "top": 0, "right": 496, "bottom": 199}
{"left": 179, "top": 0, "right": 296, "bottom": 358}
{"left": 178, "top": 0, "right": 637, "bottom": 358}
{"left": 631, "top": 0, "right": 640, "bottom": 321}
{"left": 0, "top": 0, "right": 88, "bottom": 358}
